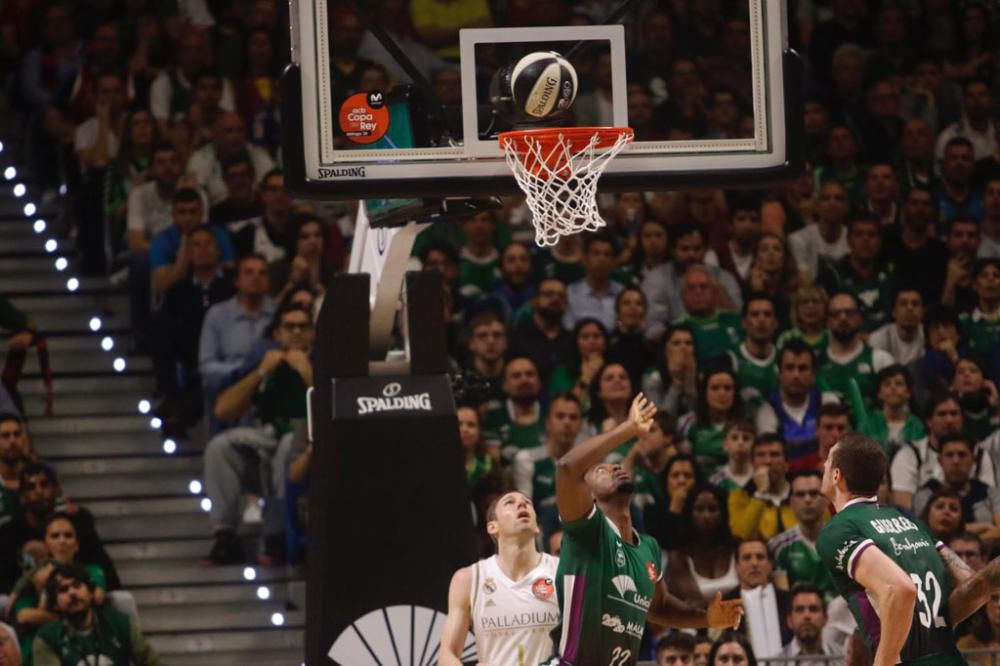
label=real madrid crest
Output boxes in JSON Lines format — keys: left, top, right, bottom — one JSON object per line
{"left": 483, "top": 577, "right": 496, "bottom": 595}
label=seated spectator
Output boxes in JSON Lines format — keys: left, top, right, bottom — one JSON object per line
{"left": 185, "top": 68, "right": 226, "bottom": 148}
{"left": 488, "top": 242, "right": 535, "bottom": 323}
{"left": 818, "top": 213, "right": 895, "bottom": 331}
{"left": 728, "top": 295, "right": 779, "bottom": 412}
{"left": 564, "top": 232, "right": 625, "bottom": 333}
{"left": 208, "top": 153, "right": 261, "bottom": 228}
{"left": 205, "top": 302, "right": 314, "bottom": 564}
{"left": 149, "top": 29, "right": 235, "bottom": 133}
{"left": 13, "top": 514, "right": 109, "bottom": 654}
{"left": 512, "top": 394, "right": 584, "bottom": 540}
{"left": 746, "top": 233, "right": 803, "bottom": 319}
{"left": 863, "top": 163, "right": 901, "bottom": 227}
{"left": 949, "top": 531, "right": 987, "bottom": 573}
{"left": 723, "top": 539, "right": 792, "bottom": 658}
{"left": 642, "top": 221, "right": 742, "bottom": 337}
{"left": 113, "top": 108, "right": 158, "bottom": 198}
{"left": 881, "top": 186, "right": 948, "bottom": 306}
{"left": 913, "top": 434, "right": 1000, "bottom": 533}
{"left": 708, "top": 631, "right": 756, "bottom": 666}
{"left": 657, "top": 631, "right": 697, "bottom": 666}
{"left": 584, "top": 362, "right": 635, "bottom": 449}
{"left": 942, "top": 215, "right": 984, "bottom": 312}
{"left": 151, "top": 227, "right": 235, "bottom": 432}
{"left": 729, "top": 434, "right": 794, "bottom": 541}
{"left": 788, "top": 181, "right": 849, "bottom": 282}
{"left": 457, "top": 211, "right": 500, "bottom": 302}
{"left": 715, "top": 193, "right": 762, "bottom": 288}
{"left": 891, "top": 391, "right": 994, "bottom": 511}
{"left": 952, "top": 357, "right": 999, "bottom": 441}
{"left": 270, "top": 213, "right": 340, "bottom": 301}
{"left": 676, "top": 266, "right": 743, "bottom": 365}
{"left": 664, "top": 483, "right": 738, "bottom": 605}
{"left": 912, "top": 305, "right": 968, "bottom": 407}
{"left": 710, "top": 419, "right": 756, "bottom": 491}
{"left": 483, "top": 357, "right": 545, "bottom": 463}
{"left": 960, "top": 259, "right": 1000, "bottom": 375}
{"left": 186, "top": 111, "right": 274, "bottom": 205}
{"left": 630, "top": 219, "right": 670, "bottom": 284}
{"left": 624, "top": 412, "right": 677, "bottom": 518}
{"left": 607, "top": 287, "right": 653, "bottom": 387}
{"left": 815, "top": 403, "right": 851, "bottom": 465}
{"left": 769, "top": 471, "right": 833, "bottom": 597}
{"left": 935, "top": 79, "right": 996, "bottom": 164}
{"left": 536, "top": 234, "right": 584, "bottom": 285}
{"left": 681, "top": 366, "right": 744, "bottom": 471}
{"left": 32, "top": 563, "right": 160, "bottom": 665}
{"left": 0, "top": 413, "right": 30, "bottom": 492}
{"left": 6, "top": 464, "right": 120, "bottom": 592}
{"left": 694, "top": 635, "right": 713, "bottom": 666}
{"left": 150, "top": 188, "right": 234, "bottom": 296}
{"left": 756, "top": 341, "right": 824, "bottom": 470}
{"left": 868, "top": 289, "right": 926, "bottom": 366}
{"left": 857, "top": 365, "right": 925, "bottom": 455}
{"left": 73, "top": 70, "right": 124, "bottom": 173}
{"left": 463, "top": 311, "right": 507, "bottom": 410}
{"left": 645, "top": 452, "right": 701, "bottom": 553}
{"left": 126, "top": 143, "right": 186, "bottom": 255}
{"left": 457, "top": 405, "right": 493, "bottom": 485}
{"left": 549, "top": 318, "right": 607, "bottom": 406}
{"left": 508, "top": 278, "right": 571, "bottom": 388}
{"left": 779, "top": 582, "right": 844, "bottom": 662}
{"left": 918, "top": 487, "right": 965, "bottom": 543}
{"left": 198, "top": 254, "right": 276, "bottom": 435}
{"left": 776, "top": 285, "right": 829, "bottom": 354}
{"left": 226, "top": 168, "right": 291, "bottom": 262}
{"left": 817, "top": 292, "right": 894, "bottom": 407}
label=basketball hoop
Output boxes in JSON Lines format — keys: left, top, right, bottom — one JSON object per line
{"left": 499, "top": 127, "right": 634, "bottom": 247}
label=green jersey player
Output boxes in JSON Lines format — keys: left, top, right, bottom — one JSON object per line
{"left": 544, "top": 394, "right": 743, "bottom": 666}
{"left": 818, "top": 432, "right": 1000, "bottom": 666}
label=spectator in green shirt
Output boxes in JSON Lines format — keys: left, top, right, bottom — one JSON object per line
{"left": 677, "top": 265, "right": 743, "bottom": 364}
{"left": 548, "top": 317, "right": 607, "bottom": 406}
{"left": 857, "top": 364, "right": 926, "bottom": 455}
{"left": 483, "top": 357, "right": 546, "bottom": 463}
{"left": 768, "top": 471, "right": 834, "bottom": 599}
{"left": 464, "top": 311, "right": 508, "bottom": 411}
{"left": 457, "top": 211, "right": 500, "bottom": 301}
{"left": 951, "top": 356, "right": 999, "bottom": 442}
{"left": 457, "top": 404, "right": 494, "bottom": 483}
{"left": 776, "top": 284, "right": 829, "bottom": 354}
{"left": 681, "top": 366, "right": 745, "bottom": 471}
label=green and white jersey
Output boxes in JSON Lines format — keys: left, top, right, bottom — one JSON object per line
{"left": 769, "top": 524, "right": 835, "bottom": 599}
{"left": 458, "top": 248, "right": 500, "bottom": 300}
{"left": 960, "top": 308, "right": 1000, "bottom": 356}
{"left": 512, "top": 446, "right": 558, "bottom": 510}
{"left": 728, "top": 344, "right": 779, "bottom": 411}
{"left": 817, "top": 343, "right": 893, "bottom": 408}
{"left": 816, "top": 498, "right": 964, "bottom": 665}
{"left": 681, "top": 311, "right": 742, "bottom": 364}
{"left": 631, "top": 462, "right": 665, "bottom": 514}
{"left": 484, "top": 400, "right": 548, "bottom": 463}
{"left": 548, "top": 506, "right": 662, "bottom": 666}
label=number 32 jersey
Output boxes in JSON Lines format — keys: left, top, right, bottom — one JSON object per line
{"left": 817, "top": 498, "right": 964, "bottom": 665}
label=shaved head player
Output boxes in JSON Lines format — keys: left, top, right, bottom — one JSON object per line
{"left": 440, "top": 491, "right": 559, "bottom": 665}
{"left": 542, "top": 394, "right": 743, "bottom": 665}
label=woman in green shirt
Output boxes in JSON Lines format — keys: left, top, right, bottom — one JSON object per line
{"left": 548, "top": 317, "right": 608, "bottom": 409}
{"left": 457, "top": 404, "right": 494, "bottom": 482}
{"left": 776, "top": 283, "right": 829, "bottom": 354}
{"left": 681, "top": 366, "right": 745, "bottom": 474}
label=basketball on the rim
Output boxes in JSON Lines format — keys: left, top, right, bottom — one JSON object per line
{"left": 508, "top": 51, "right": 578, "bottom": 119}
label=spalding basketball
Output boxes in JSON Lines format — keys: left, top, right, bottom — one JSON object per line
{"left": 509, "top": 51, "right": 578, "bottom": 119}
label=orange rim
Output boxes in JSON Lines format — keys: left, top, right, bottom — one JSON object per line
{"left": 499, "top": 126, "right": 634, "bottom": 155}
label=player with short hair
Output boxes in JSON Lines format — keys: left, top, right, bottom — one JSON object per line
{"left": 818, "top": 432, "right": 1000, "bottom": 665}
{"left": 440, "top": 490, "right": 559, "bottom": 665}
{"left": 543, "top": 393, "right": 743, "bottom": 665}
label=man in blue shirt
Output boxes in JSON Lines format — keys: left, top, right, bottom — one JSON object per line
{"left": 198, "top": 254, "right": 275, "bottom": 435}
{"left": 563, "top": 232, "right": 624, "bottom": 332}
{"left": 150, "top": 187, "right": 234, "bottom": 296}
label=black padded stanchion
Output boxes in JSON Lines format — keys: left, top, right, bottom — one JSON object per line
{"left": 306, "top": 272, "right": 477, "bottom": 665}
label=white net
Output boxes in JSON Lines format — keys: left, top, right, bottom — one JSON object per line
{"left": 501, "top": 128, "right": 633, "bottom": 247}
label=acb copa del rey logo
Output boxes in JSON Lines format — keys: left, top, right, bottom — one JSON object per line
{"left": 356, "top": 381, "right": 433, "bottom": 415}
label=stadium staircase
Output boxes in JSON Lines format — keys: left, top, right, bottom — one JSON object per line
{"left": 0, "top": 115, "right": 305, "bottom": 665}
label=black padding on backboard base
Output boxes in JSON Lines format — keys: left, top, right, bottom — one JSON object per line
{"left": 406, "top": 271, "right": 448, "bottom": 375}
{"left": 317, "top": 274, "right": 370, "bottom": 379}
{"left": 306, "top": 374, "right": 476, "bottom": 665}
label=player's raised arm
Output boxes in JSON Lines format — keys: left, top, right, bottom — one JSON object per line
{"left": 439, "top": 567, "right": 475, "bottom": 666}
{"left": 853, "top": 545, "right": 917, "bottom": 666}
{"left": 555, "top": 393, "right": 656, "bottom": 522}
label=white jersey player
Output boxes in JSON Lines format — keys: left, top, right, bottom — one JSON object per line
{"left": 440, "top": 491, "right": 560, "bottom": 666}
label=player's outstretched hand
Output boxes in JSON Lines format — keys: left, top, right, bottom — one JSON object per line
{"left": 706, "top": 592, "right": 744, "bottom": 630}
{"left": 629, "top": 393, "right": 657, "bottom": 433}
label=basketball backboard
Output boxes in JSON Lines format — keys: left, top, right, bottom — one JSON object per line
{"left": 283, "top": 0, "right": 802, "bottom": 200}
